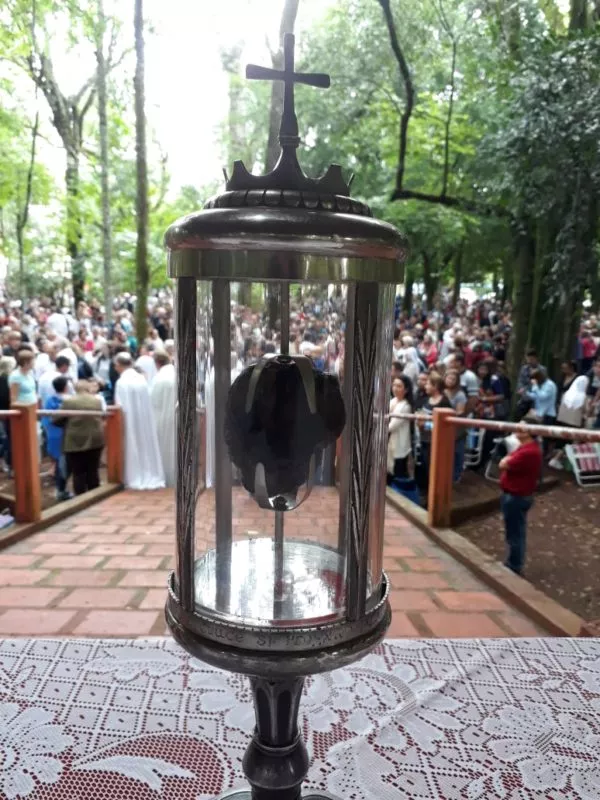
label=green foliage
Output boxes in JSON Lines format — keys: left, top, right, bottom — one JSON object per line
{"left": 1, "top": 0, "right": 598, "bottom": 346}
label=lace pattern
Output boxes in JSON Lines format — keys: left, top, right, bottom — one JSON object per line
{"left": 0, "top": 637, "right": 598, "bottom": 799}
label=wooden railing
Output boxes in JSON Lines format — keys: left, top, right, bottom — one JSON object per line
{"left": 426, "top": 408, "right": 600, "bottom": 528}
{"left": 0, "top": 404, "right": 124, "bottom": 524}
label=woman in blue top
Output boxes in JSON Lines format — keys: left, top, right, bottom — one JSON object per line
{"left": 9, "top": 350, "right": 37, "bottom": 406}
{"left": 527, "top": 367, "right": 558, "bottom": 424}
{"left": 527, "top": 367, "right": 558, "bottom": 458}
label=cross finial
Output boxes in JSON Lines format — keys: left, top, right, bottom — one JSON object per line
{"left": 246, "top": 33, "right": 330, "bottom": 151}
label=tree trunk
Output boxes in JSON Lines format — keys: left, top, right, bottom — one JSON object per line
{"left": 66, "top": 149, "right": 85, "bottom": 307}
{"left": 591, "top": 262, "right": 600, "bottom": 313}
{"left": 134, "top": 0, "right": 148, "bottom": 349}
{"left": 267, "top": 286, "right": 280, "bottom": 335}
{"left": 221, "top": 46, "right": 252, "bottom": 307}
{"left": 403, "top": 266, "right": 414, "bottom": 314}
{"left": 96, "top": 0, "right": 113, "bottom": 324}
{"left": 28, "top": 51, "right": 97, "bottom": 308}
{"left": 221, "top": 43, "right": 245, "bottom": 163}
{"left": 501, "top": 257, "right": 513, "bottom": 307}
{"left": 15, "top": 111, "right": 39, "bottom": 301}
{"left": 569, "top": 0, "right": 588, "bottom": 30}
{"left": 587, "top": 195, "right": 599, "bottom": 311}
{"left": 527, "top": 222, "right": 544, "bottom": 350}
{"left": 237, "top": 283, "right": 252, "bottom": 307}
{"left": 451, "top": 243, "right": 463, "bottom": 308}
{"left": 421, "top": 251, "right": 438, "bottom": 310}
{"left": 16, "top": 228, "right": 25, "bottom": 298}
{"left": 508, "top": 222, "right": 535, "bottom": 392}
{"left": 264, "top": 0, "right": 300, "bottom": 172}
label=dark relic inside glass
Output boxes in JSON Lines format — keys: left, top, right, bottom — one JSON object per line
{"left": 165, "top": 32, "right": 407, "bottom": 800}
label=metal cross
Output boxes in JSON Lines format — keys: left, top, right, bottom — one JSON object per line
{"left": 246, "top": 33, "right": 330, "bottom": 149}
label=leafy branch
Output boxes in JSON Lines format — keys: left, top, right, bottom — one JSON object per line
{"left": 377, "top": 0, "right": 508, "bottom": 218}
{"left": 377, "top": 0, "right": 414, "bottom": 193}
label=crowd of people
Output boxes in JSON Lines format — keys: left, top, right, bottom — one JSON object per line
{"left": 0, "top": 294, "right": 175, "bottom": 498}
{"left": 386, "top": 305, "right": 600, "bottom": 493}
{"left": 385, "top": 299, "right": 599, "bottom": 578}
{"left": 0, "top": 289, "right": 598, "bottom": 511}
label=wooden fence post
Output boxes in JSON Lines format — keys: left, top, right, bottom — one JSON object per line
{"left": 427, "top": 407, "right": 456, "bottom": 528}
{"left": 106, "top": 406, "right": 124, "bottom": 485}
{"left": 11, "top": 404, "right": 42, "bottom": 523}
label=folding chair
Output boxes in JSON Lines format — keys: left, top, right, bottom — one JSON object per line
{"left": 464, "top": 426, "right": 485, "bottom": 469}
{"left": 413, "top": 425, "right": 422, "bottom": 467}
{"left": 565, "top": 443, "right": 600, "bottom": 488}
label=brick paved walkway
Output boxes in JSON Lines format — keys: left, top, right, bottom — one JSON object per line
{"left": 0, "top": 488, "right": 545, "bottom": 638}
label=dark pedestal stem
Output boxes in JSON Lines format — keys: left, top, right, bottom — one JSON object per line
{"left": 242, "top": 676, "right": 309, "bottom": 800}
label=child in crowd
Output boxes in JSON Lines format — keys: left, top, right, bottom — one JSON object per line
{"left": 42, "top": 375, "right": 71, "bottom": 501}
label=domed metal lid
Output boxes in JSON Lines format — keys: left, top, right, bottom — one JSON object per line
{"left": 165, "top": 34, "right": 407, "bottom": 279}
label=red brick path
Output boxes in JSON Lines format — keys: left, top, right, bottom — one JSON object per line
{"left": 0, "top": 488, "right": 545, "bottom": 637}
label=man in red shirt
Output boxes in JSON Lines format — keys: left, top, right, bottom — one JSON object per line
{"left": 499, "top": 428, "right": 543, "bottom": 575}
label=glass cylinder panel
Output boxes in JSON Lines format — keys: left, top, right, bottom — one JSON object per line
{"left": 338, "top": 282, "right": 396, "bottom": 621}
{"left": 175, "top": 276, "right": 396, "bottom": 629}
{"left": 177, "top": 278, "right": 349, "bottom": 628}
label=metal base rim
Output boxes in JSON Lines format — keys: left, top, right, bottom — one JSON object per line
{"left": 218, "top": 790, "right": 341, "bottom": 800}
{"left": 167, "top": 569, "right": 390, "bottom": 655}
{"left": 166, "top": 599, "right": 391, "bottom": 677}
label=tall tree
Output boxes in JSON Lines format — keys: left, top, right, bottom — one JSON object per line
{"left": 96, "top": 0, "right": 113, "bottom": 323}
{"left": 27, "top": 59, "right": 95, "bottom": 306}
{"left": 17, "top": 0, "right": 126, "bottom": 306}
{"left": 14, "top": 110, "right": 39, "bottom": 299}
{"left": 221, "top": 43, "right": 253, "bottom": 307}
{"left": 134, "top": 0, "right": 148, "bottom": 346}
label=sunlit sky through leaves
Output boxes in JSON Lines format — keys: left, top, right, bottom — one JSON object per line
{"left": 37, "top": 0, "right": 333, "bottom": 196}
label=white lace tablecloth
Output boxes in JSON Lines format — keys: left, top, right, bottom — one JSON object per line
{"left": 0, "top": 637, "right": 599, "bottom": 800}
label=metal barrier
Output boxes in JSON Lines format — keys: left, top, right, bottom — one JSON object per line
{"left": 0, "top": 404, "right": 124, "bottom": 524}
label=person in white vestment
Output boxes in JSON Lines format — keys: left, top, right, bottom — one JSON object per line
{"left": 151, "top": 350, "right": 176, "bottom": 487}
{"left": 135, "top": 344, "right": 158, "bottom": 384}
{"left": 114, "top": 352, "right": 165, "bottom": 490}
{"left": 204, "top": 352, "right": 242, "bottom": 490}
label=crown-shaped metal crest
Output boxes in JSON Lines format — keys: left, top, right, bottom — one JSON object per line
{"left": 225, "top": 33, "right": 351, "bottom": 197}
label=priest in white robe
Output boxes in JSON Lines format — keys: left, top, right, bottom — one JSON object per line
{"left": 151, "top": 350, "right": 176, "bottom": 487}
{"left": 114, "top": 352, "right": 165, "bottom": 490}
{"left": 135, "top": 344, "right": 158, "bottom": 384}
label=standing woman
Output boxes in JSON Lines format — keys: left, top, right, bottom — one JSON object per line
{"left": 388, "top": 375, "right": 413, "bottom": 482}
{"left": 9, "top": 350, "right": 37, "bottom": 406}
{"left": 416, "top": 372, "right": 451, "bottom": 495}
{"left": 60, "top": 381, "right": 105, "bottom": 495}
{"left": 444, "top": 369, "right": 467, "bottom": 482}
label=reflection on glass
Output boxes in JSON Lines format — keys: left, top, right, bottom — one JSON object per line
{"left": 194, "top": 539, "right": 347, "bottom": 625}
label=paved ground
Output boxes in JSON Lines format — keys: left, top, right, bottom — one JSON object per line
{"left": 458, "top": 477, "right": 600, "bottom": 622}
{"left": 0, "top": 487, "right": 545, "bottom": 638}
